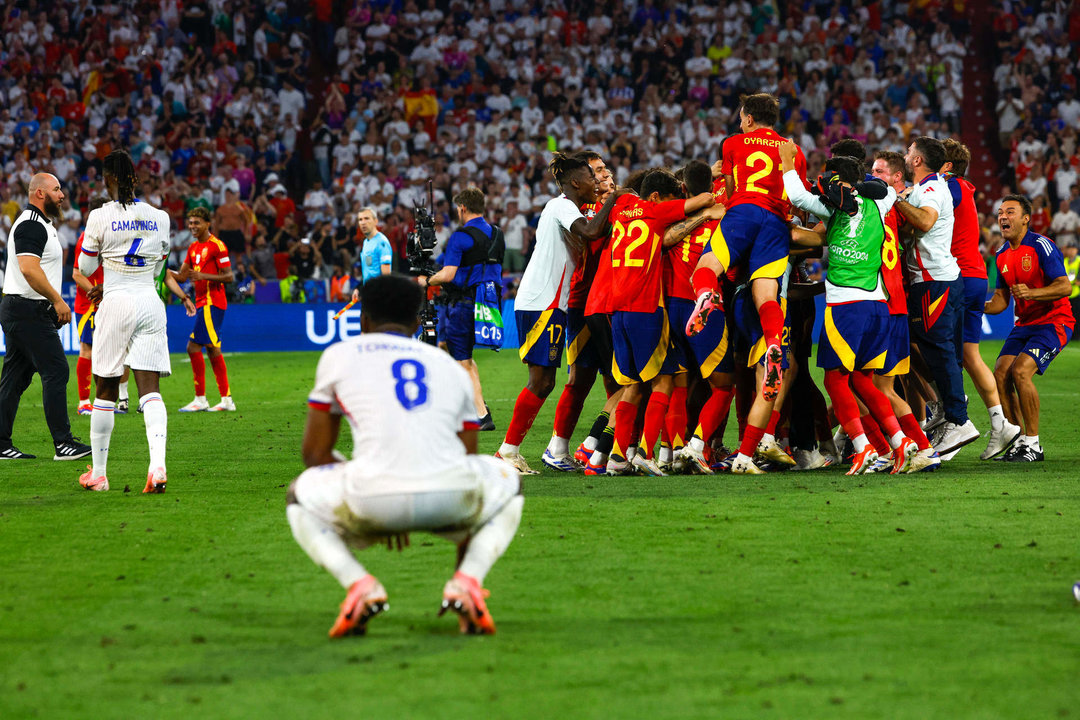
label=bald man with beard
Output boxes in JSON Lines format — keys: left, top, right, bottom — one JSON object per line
{"left": 0, "top": 173, "right": 91, "bottom": 461}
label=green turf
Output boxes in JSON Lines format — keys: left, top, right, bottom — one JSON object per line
{"left": 1, "top": 341, "right": 1079, "bottom": 719}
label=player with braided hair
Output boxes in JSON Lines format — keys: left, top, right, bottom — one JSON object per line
{"left": 495, "top": 153, "right": 630, "bottom": 475}
{"left": 78, "top": 150, "right": 195, "bottom": 493}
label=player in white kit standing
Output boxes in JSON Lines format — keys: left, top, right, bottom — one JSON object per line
{"left": 287, "top": 274, "right": 523, "bottom": 637}
{"left": 77, "top": 150, "right": 194, "bottom": 493}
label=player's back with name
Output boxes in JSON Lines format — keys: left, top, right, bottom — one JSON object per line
{"left": 83, "top": 200, "right": 171, "bottom": 293}
{"left": 309, "top": 333, "right": 477, "bottom": 489}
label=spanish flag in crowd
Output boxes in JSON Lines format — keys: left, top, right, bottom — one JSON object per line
{"left": 404, "top": 89, "right": 438, "bottom": 137}
{"left": 82, "top": 70, "right": 100, "bottom": 106}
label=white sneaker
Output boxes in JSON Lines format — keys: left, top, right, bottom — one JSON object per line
{"left": 980, "top": 420, "right": 1021, "bottom": 460}
{"left": 179, "top": 397, "right": 210, "bottom": 413}
{"left": 631, "top": 454, "right": 666, "bottom": 476}
{"left": 208, "top": 396, "right": 237, "bottom": 412}
{"left": 673, "top": 445, "right": 713, "bottom": 475}
{"left": 922, "top": 401, "right": 946, "bottom": 431}
{"left": 792, "top": 448, "right": 828, "bottom": 470}
{"left": 932, "top": 420, "right": 980, "bottom": 456}
{"left": 494, "top": 450, "right": 540, "bottom": 475}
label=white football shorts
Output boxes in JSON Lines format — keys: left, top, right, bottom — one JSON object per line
{"left": 92, "top": 289, "right": 172, "bottom": 378}
{"left": 292, "top": 455, "right": 520, "bottom": 544}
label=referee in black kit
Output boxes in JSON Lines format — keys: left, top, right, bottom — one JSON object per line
{"left": 0, "top": 173, "right": 90, "bottom": 461}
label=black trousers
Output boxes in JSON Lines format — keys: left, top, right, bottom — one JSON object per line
{"left": 0, "top": 294, "right": 72, "bottom": 447}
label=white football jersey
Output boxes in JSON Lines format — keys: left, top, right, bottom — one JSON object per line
{"left": 82, "top": 200, "right": 171, "bottom": 294}
{"left": 514, "top": 194, "right": 583, "bottom": 312}
{"left": 905, "top": 174, "right": 959, "bottom": 284}
{"left": 308, "top": 332, "right": 478, "bottom": 492}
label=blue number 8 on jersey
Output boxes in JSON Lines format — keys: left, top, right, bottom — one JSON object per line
{"left": 391, "top": 359, "right": 428, "bottom": 410}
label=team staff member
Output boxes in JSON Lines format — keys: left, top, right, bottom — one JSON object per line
{"left": 495, "top": 153, "right": 626, "bottom": 476}
{"left": 418, "top": 188, "right": 501, "bottom": 431}
{"left": 0, "top": 173, "right": 91, "bottom": 461}
{"left": 986, "top": 196, "right": 1075, "bottom": 462}
{"left": 941, "top": 139, "right": 1019, "bottom": 459}
{"left": 894, "top": 136, "right": 979, "bottom": 457}
{"left": 177, "top": 207, "right": 235, "bottom": 413}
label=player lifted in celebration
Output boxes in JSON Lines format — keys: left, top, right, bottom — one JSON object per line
{"left": 685, "top": 93, "right": 808, "bottom": 474}
{"left": 77, "top": 150, "right": 195, "bottom": 492}
{"left": 287, "top": 275, "right": 523, "bottom": 636}
{"left": 496, "top": 153, "right": 626, "bottom": 475}
{"left": 176, "top": 207, "right": 236, "bottom": 413}
{"left": 985, "top": 196, "right": 1075, "bottom": 462}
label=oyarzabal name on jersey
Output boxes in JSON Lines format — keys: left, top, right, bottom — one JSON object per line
{"left": 111, "top": 219, "right": 159, "bottom": 232}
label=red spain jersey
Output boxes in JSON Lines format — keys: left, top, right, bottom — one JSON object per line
{"left": 881, "top": 207, "right": 907, "bottom": 315}
{"left": 711, "top": 176, "right": 729, "bottom": 205}
{"left": 72, "top": 232, "right": 103, "bottom": 315}
{"left": 568, "top": 201, "right": 603, "bottom": 310}
{"left": 609, "top": 197, "right": 686, "bottom": 313}
{"left": 946, "top": 174, "right": 988, "bottom": 280}
{"left": 585, "top": 195, "right": 638, "bottom": 317}
{"left": 665, "top": 219, "right": 720, "bottom": 302}
{"left": 995, "top": 231, "right": 1074, "bottom": 328}
{"left": 721, "top": 128, "right": 807, "bottom": 219}
{"left": 185, "top": 234, "right": 231, "bottom": 310}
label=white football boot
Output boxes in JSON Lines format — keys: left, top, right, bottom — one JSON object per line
{"left": 178, "top": 396, "right": 210, "bottom": 413}
{"left": 208, "top": 396, "right": 237, "bottom": 412}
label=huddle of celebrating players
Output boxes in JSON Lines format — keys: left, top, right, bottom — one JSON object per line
{"left": 496, "top": 93, "right": 1075, "bottom": 477}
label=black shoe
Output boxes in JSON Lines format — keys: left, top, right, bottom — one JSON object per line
{"left": 0, "top": 446, "right": 36, "bottom": 460}
{"left": 1002, "top": 443, "right": 1043, "bottom": 462}
{"left": 478, "top": 413, "right": 496, "bottom": 432}
{"left": 116, "top": 398, "right": 129, "bottom": 414}
{"left": 54, "top": 437, "right": 92, "bottom": 461}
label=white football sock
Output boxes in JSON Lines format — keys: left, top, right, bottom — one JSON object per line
{"left": 889, "top": 431, "right": 905, "bottom": 449}
{"left": 582, "top": 435, "right": 598, "bottom": 452}
{"left": 140, "top": 393, "right": 167, "bottom": 471}
{"left": 90, "top": 400, "right": 115, "bottom": 479}
{"left": 459, "top": 495, "right": 523, "bottom": 585}
{"left": 852, "top": 434, "right": 870, "bottom": 452}
{"left": 118, "top": 381, "right": 129, "bottom": 402}
{"left": 498, "top": 442, "right": 520, "bottom": 456}
{"left": 1024, "top": 434, "right": 1040, "bottom": 448}
{"left": 287, "top": 504, "right": 368, "bottom": 588}
{"left": 658, "top": 445, "right": 673, "bottom": 464}
{"left": 761, "top": 432, "right": 776, "bottom": 445}
{"left": 588, "top": 449, "right": 609, "bottom": 466}
{"left": 195, "top": 395, "right": 207, "bottom": 403}
{"left": 988, "top": 405, "right": 1005, "bottom": 431}
{"left": 546, "top": 434, "right": 569, "bottom": 456}
{"left": 689, "top": 436, "right": 706, "bottom": 453}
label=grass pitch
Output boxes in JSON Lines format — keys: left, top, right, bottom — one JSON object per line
{"left": 1, "top": 341, "right": 1079, "bottom": 719}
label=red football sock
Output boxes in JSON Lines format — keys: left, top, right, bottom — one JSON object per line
{"left": 765, "top": 409, "right": 781, "bottom": 436}
{"left": 642, "top": 392, "right": 670, "bottom": 459}
{"left": 691, "top": 267, "right": 719, "bottom": 299}
{"left": 504, "top": 387, "right": 547, "bottom": 446}
{"left": 860, "top": 414, "right": 891, "bottom": 454}
{"left": 737, "top": 423, "right": 766, "bottom": 458}
{"left": 899, "top": 413, "right": 932, "bottom": 450}
{"left": 614, "top": 401, "right": 638, "bottom": 458}
{"left": 850, "top": 371, "right": 902, "bottom": 439}
{"left": 665, "top": 386, "right": 688, "bottom": 446}
{"left": 823, "top": 369, "right": 865, "bottom": 440}
{"left": 698, "top": 385, "right": 734, "bottom": 445}
{"left": 76, "top": 356, "right": 92, "bottom": 403}
{"left": 209, "top": 353, "right": 230, "bottom": 397}
{"left": 553, "top": 383, "right": 589, "bottom": 439}
{"left": 759, "top": 300, "right": 785, "bottom": 349}
{"left": 189, "top": 350, "right": 206, "bottom": 396}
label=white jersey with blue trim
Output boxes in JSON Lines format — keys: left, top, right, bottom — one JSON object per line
{"left": 81, "top": 199, "right": 171, "bottom": 295}
{"left": 307, "top": 332, "right": 478, "bottom": 490}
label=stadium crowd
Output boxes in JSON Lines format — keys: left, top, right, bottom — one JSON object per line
{"left": 0, "top": 0, "right": 1013, "bottom": 304}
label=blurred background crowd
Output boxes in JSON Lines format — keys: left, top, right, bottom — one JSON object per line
{"left": 0, "top": 0, "right": 1077, "bottom": 304}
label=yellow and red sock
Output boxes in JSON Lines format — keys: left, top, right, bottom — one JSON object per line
{"left": 189, "top": 350, "right": 206, "bottom": 396}
{"left": 642, "top": 392, "right": 670, "bottom": 459}
{"left": 759, "top": 300, "right": 785, "bottom": 349}
{"left": 76, "top": 356, "right": 92, "bottom": 403}
{"left": 504, "top": 387, "right": 546, "bottom": 446}
{"left": 209, "top": 353, "right": 230, "bottom": 397}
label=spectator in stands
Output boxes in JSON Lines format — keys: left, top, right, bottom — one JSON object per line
{"left": 214, "top": 180, "right": 251, "bottom": 260}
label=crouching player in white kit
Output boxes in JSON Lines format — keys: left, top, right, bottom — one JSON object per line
{"left": 77, "top": 150, "right": 195, "bottom": 492}
{"left": 287, "top": 274, "right": 523, "bottom": 637}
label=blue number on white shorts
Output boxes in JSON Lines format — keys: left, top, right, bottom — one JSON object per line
{"left": 391, "top": 359, "right": 428, "bottom": 410}
{"left": 124, "top": 238, "right": 146, "bottom": 267}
